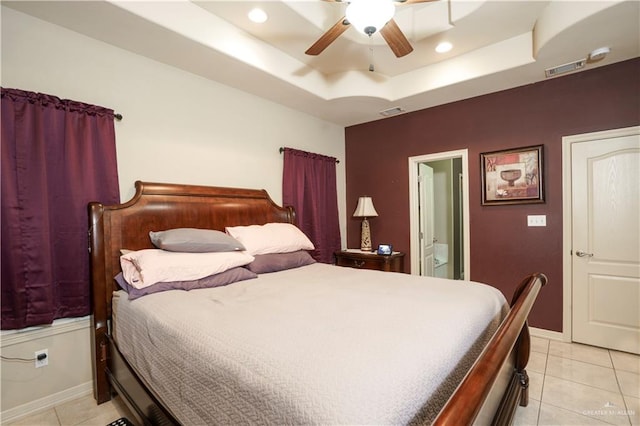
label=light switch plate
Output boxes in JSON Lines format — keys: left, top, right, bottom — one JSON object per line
{"left": 527, "top": 215, "right": 546, "bottom": 227}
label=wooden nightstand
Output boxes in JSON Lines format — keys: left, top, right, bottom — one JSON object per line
{"left": 334, "top": 250, "right": 405, "bottom": 273}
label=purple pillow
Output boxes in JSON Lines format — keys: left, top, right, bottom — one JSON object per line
{"left": 115, "top": 267, "right": 257, "bottom": 300}
{"left": 246, "top": 250, "right": 316, "bottom": 274}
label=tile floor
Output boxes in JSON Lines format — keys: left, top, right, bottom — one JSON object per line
{"left": 4, "top": 395, "right": 137, "bottom": 426}
{"left": 5, "top": 338, "right": 639, "bottom": 426}
{"left": 513, "top": 337, "right": 639, "bottom": 425}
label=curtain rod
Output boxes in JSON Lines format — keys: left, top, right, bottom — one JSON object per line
{"left": 114, "top": 113, "right": 123, "bottom": 121}
{"left": 279, "top": 147, "right": 339, "bottom": 163}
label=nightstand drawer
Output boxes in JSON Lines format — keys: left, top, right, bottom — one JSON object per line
{"left": 334, "top": 250, "right": 405, "bottom": 273}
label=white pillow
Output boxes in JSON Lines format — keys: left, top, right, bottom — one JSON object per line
{"left": 120, "top": 249, "right": 254, "bottom": 289}
{"left": 225, "top": 223, "right": 314, "bottom": 256}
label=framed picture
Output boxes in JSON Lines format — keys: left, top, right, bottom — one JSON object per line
{"left": 377, "top": 244, "right": 392, "bottom": 255}
{"left": 480, "top": 145, "right": 544, "bottom": 205}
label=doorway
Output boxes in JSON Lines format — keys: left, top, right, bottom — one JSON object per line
{"left": 562, "top": 126, "right": 640, "bottom": 354}
{"left": 409, "top": 149, "right": 470, "bottom": 278}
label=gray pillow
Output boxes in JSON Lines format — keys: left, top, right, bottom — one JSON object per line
{"left": 149, "top": 228, "right": 245, "bottom": 253}
{"left": 246, "top": 250, "right": 316, "bottom": 274}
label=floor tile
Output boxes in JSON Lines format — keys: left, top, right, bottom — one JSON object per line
{"left": 54, "top": 395, "right": 118, "bottom": 426}
{"left": 611, "top": 350, "right": 640, "bottom": 374}
{"left": 542, "top": 375, "right": 629, "bottom": 425}
{"left": 548, "top": 341, "right": 613, "bottom": 368}
{"left": 5, "top": 408, "right": 60, "bottom": 426}
{"left": 528, "top": 350, "right": 547, "bottom": 375}
{"left": 74, "top": 408, "right": 124, "bottom": 426}
{"left": 537, "top": 403, "right": 612, "bottom": 425}
{"left": 624, "top": 395, "right": 639, "bottom": 425}
{"left": 617, "top": 369, "right": 640, "bottom": 399}
{"left": 110, "top": 396, "right": 140, "bottom": 426}
{"left": 531, "top": 337, "right": 549, "bottom": 355}
{"left": 513, "top": 398, "right": 540, "bottom": 426}
{"left": 545, "top": 354, "right": 619, "bottom": 393}
{"left": 528, "top": 370, "right": 544, "bottom": 402}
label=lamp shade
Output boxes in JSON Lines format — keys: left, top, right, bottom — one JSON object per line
{"left": 345, "top": 0, "right": 395, "bottom": 35}
{"left": 353, "top": 196, "right": 378, "bottom": 218}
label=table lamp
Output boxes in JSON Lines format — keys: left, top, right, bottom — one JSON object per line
{"left": 353, "top": 196, "right": 378, "bottom": 251}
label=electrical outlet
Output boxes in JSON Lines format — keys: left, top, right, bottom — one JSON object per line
{"left": 35, "top": 349, "right": 48, "bottom": 368}
{"left": 527, "top": 215, "right": 547, "bottom": 227}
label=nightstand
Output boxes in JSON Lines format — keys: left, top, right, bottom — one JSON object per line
{"left": 334, "top": 249, "right": 405, "bottom": 273}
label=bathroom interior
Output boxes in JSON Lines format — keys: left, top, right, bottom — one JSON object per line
{"left": 427, "top": 158, "right": 464, "bottom": 280}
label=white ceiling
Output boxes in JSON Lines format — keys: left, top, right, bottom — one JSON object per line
{"left": 5, "top": 0, "right": 640, "bottom": 127}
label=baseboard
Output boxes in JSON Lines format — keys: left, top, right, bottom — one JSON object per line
{"left": 530, "top": 327, "right": 566, "bottom": 342}
{"left": 0, "top": 381, "right": 93, "bottom": 423}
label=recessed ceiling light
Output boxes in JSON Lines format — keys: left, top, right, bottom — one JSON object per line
{"left": 248, "top": 8, "right": 268, "bottom": 24}
{"left": 435, "top": 42, "right": 453, "bottom": 53}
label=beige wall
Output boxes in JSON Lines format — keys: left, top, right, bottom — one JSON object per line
{"left": 1, "top": 6, "right": 346, "bottom": 418}
{"left": 1, "top": 320, "right": 92, "bottom": 421}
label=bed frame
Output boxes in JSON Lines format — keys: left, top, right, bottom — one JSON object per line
{"left": 89, "top": 181, "right": 546, "bottom": 425}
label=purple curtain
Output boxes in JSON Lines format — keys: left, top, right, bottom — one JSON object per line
{"left": 1, "top": 88, "right": 120, "bottom": 330}
{"left": 282, "top": 148, "right": 341, "bottom": 263}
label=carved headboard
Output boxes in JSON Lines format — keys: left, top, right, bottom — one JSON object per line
{"left": 88, "top": 181, "right": 295, "bottom": 402}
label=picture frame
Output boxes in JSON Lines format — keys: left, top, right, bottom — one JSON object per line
{"left": 377, "top": 244, "right": 392, "bottom": 255}
{"left": 480, "top": 145, "right": 544, "bottom": 205}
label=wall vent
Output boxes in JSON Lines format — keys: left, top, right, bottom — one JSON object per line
{"left": 379, "top": 106, "right": 406, "bottom": 117}
{"left": 545, "top": 59, "right": 586, "bottom": 78}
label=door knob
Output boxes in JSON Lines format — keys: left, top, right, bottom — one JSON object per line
{"left": 575, "top": 250, "right": 594, "bottom": 258}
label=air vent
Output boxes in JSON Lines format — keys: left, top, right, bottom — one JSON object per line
{"left": 379, "top": 107, "right": 406, "bottom": 117}
{"left": 545, "top": 59, "right": 586, "bottom": 78}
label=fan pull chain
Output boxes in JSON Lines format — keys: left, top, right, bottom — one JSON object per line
{"left": 368, "top": 35, "right": 375, "bottom": 72}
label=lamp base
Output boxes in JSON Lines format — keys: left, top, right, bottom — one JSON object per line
{"left": 360, "top": 218, "right": 372, "bottom": 252}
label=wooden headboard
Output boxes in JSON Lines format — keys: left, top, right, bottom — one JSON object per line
{"left": 88, "top": 181, "right": 295, "bottom": 403}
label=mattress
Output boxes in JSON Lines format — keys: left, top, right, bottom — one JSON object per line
{"left": 112, "top": 263, "right": 508, "bottom": 425}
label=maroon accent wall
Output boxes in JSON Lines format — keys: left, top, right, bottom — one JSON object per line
{"left": 345, "top": 58, "right": 640, "bottom": 332}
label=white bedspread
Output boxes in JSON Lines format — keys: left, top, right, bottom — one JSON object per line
{"left": 113, "top": 263, "right": 508, "bottom": 425}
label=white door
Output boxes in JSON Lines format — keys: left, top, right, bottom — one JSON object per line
{"left": 571, "top": 130, "right": 640, "bottom": 354}
{"left": 419, "top": 163, "right": 435, "bottom": 276}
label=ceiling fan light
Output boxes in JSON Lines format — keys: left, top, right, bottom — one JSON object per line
{"left": 346, "top": 0, "right": 395, "bottom": 35}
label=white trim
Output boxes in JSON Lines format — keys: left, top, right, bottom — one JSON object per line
{"left": 1, "top": 316, "right": 90, "bottom": 348}
{"left": 561, "top": 126, "right": 640, "bottom": 344}
{"left": 408, "top": 149, "right": 470, "bottom": 277}
{"left": 0, "top": 381, "right": 93, "bottom": 423}
{"left": 530, "top": 326, "right": 566, "bottom": 342}
{"left": 561, "top": 133, "right": 573, "bottom": 343}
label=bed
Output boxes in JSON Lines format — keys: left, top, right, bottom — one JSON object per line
{"left": 89, "top": 181, "right": 546, "bottom": 425}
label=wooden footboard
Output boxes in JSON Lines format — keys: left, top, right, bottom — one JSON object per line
{"left": 434, "top": 272, "right": 547, "bottom": 425}
{"left": 89, "top": 182, "right": 546, "bottom": 425}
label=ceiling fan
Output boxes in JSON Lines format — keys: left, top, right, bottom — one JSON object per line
{"left": 305, "top": 0, "right": 437, "bottom": 58}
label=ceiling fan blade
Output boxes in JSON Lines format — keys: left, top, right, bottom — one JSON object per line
{"left": 305, "top": 17, "right": 350, "bottom": 56}
{"left": 380, "top": 19, "right": 413, "bottom": 57}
